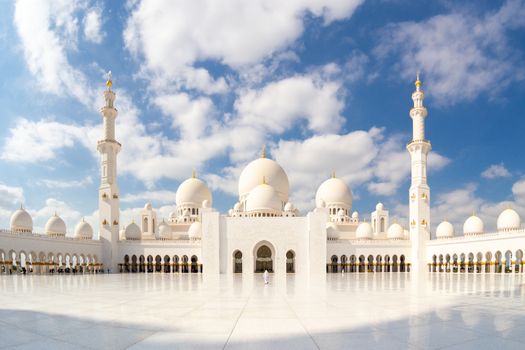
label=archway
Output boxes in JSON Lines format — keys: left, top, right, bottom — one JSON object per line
{"left": 155, "top": 255, "right": 162, "bottom": 273}
{"left": 233, "top": 250, "right": 242, "bottom": 273}
{"left": 358, "top": 255, "right": 365, "bottom": 272}
{"left": 516, "top": 250, "right": 523, "bottom": 273}
{"left": 350, "top": 255, "right": 357, "bottom": 273}
{"left": 392, "top": 255, "right": 398, "bottom": 272}
{"left": 468, "top": 253, "right": 474, "bottom": 273}
{"left": 505, "top": 250, "right": 512, "bottom": 273}
{"left": 139, "top": 255, "right": 145, "bottom": 273}
{"left": 376, "top": 255, "right": 382, "bottom": 272}
{"left": 254, "top": 243, "right": 273, "bottom": 273}
{"left": 341, "top": 255, "right": 347, "bottom": 273}
{"left": 191, "top": 255, "right": 199, "bottom": 273}
{"left": 164, "top": 255, "right": 171, "bottom": 273}
{"left": 173, "top": 255, "right": 179, "bottom": 273}
{"left": 400, "top": 255, "right": 406, "bottom": 272}
{"left": 181, "top": 255, "right": 189, "bottom": 273}
{"left": 384, "top": 255, "right": 391, "bottom": 272}
{"left": 330, "top": 255, "right": 338, "bottom": 273}
{"left": 286, "top": 250, "right": 295, "bottom": 273}
{"left": 495, "top": 251, "right": 502, "bottom": 273}
{"left": 147, "top": 255, "right": 154, "bottom": 273}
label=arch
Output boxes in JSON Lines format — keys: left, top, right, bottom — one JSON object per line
{"left": 349, "top": 255, "right": 357, "bottom": 273}
{"left": 438, "top": 254, "right": 444, "bottom": 272}
{"left": 485, "top": 252, "right": 492, "bottom": 273}
{"left": 181, "top": 255, "right": 189, "bottom": 273}
{"left": 358, "top": 255, "right": 365, "bottom": 273}
{"left": 516, "top": 249, "right": 523, "bottom": 273}
{"left": 131, "top": 255, "right": 138, "bottom": 273}
{"left": 142, "top": 217, "right": 148, "bottom": 233}
{"left": 392, "top": 255, "right": 398, "bottom": 272}
{"left": 286, "top": 250, "right": 295, "bottom": 273}
{"left": 253, "top": 241, "right": 275, "bottom": 273}
{"left": 459, "top": 253, "right": 466, "bottom": 273}
{"left": 476, "top": 252, "right": 483, "bottom": 273}
{"left": 330, "top": 255, "right": 338, "bottom": 273}
{"left": 155, "top": 255, "right": 162, "bottom": 273}
{"left": 452, "top": 254, "right": 458, "bottom": 273}
{"left": 384, "top": 255, "right": 391, "bottom": 272}
{"left": 505, "top": 250, "right": 512, "bottom": 273}
{"left": 380, "top": 217, "right": 385, "bottom": 233}
{"left": 233, "top": 250, "right": 243, "bottom": 273}
{"left": 139, "top": 255, "right": 145, "bottom": 273}
{"left": 376, "top": 255, "right": 382, "bottom": 272}
{"left": 445, "top": 254, "right": 451, "bottom": 272}
{"left": 173, "top": 255, "right": 179, "bottom": 273}
{"left": 400, "top": 255, "right": 406, "bottom": 272}
{"left": 367, "top": 255, "right": 374, "bottom": 272}
{"left": 467, "top": 253, "right": 474, "bottom": 273}
{"left": 495, "top": 251, "right": 503, "bottom": 273}
{"left": 432, "top": 255, "right": 437, "bottom": 272}
{"left": 340, "top": 255, "right": 347, "bottom": 273}
{"left": 191, "top": 255, "right": 199, "bottom": 273}
{"left": 147, "top": 255, "right": 154, "bottom": 273}
{"left": 164, "top": 255, "right": 171, "bottom": 273}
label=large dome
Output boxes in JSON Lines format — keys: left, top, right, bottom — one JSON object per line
{"left": 387, "top": 223, "right": 404, "bottom": 240}
{"left": 188, "top": 221, "right": 202, "bottom": 240}
{"left": 238, "top": 157, "right": 289, "bottom": 203}
{"left": 463, "top": 215, "right": 484, "bottom": 236}
{"left": 74, "top": 219, "right": 93, "bottom": 239}
{"left": 315, "top": 177, "right": 352, "bottom": 208}
{"left": 497, "top": 208, "right": 520, "bottom": 231}
{"left": 356, "top": 221, "right": 373, "bottom": 240}
{"left": 176, "top": 177, "right": 212, "bottom": 207}
{"left": 45, "top": 214, "right": 66, "bottom": 236}
{"left": 436, "top": 221, "right": 454, "bottom": 239}
{"left": 10, "top": 207, "right": 33, "bottom": 233}
{"left": 124, "top": 222, "right": 141, "bottom": 240}
{"left": 245, "top": 183, "right": 282, "bottom": 212}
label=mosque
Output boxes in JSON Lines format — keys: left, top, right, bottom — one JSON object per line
{"left": 1, "top": 75, "right": 524, "bottom": 276}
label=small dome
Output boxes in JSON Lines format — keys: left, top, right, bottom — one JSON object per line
{"left": 74, "top": 219, "right": 93, "bottom": 239}
{"left": 124, "top": 222, "right": 141, "bottom": 240}
{"left": 326, "top": 222, "right": 340, "bottom": 240}
{"left": 284, "top": 202, "right": 294, "bottom": 211}
{"left": 45, "top": 214, "right": 66, "bottom": 236}
{"left": 337, "top": 209, "right": 345, "bottom": 217}
{"left": 233, "top": 202, "right": 241, "bottom": 211}
{"left": 376, "top": 202, "right": 384, "bottom": 211}
{"left": 245, "top": 183, "right": 281, "bottom": 212}
{"left": 157, "top": 220, "right": 171, "bottom": 240}
{"left": 315, "top": 177, "right": 352, "bottom": 209}
{"left": 176, "top": 177, "right": 212, "bottom": 207}
{"left": 10, "top": 207, "right": 33, "bottom": 233}
{"left": 228, "top": 209, "right": 233, "bottom": 216}
{"left": 169, "top": 211, "right": 176, "bottom": 218}
{"left": 437, "top": 221, "right": 455, "bottom": 239}
{"left": 144, "top": 202, "right": 152, "bottom": 210}
{"left": 497, "top": 208, "right": 520, "bottom": 231}
{"left": 351, "top": 211, "right": 358, "bottom": 219}
{"left": 463, "top": 215, "right": 484, "bottom": 236}
{"left": 202, "top": 199, "right": 210, "bottom": 208}
{"left": 188, "top": 221, "right": 202, "bottom": 240}
{"left": 356, "top": 221, "right": 373, "bottom": 240}
{"left": 387, "top": 223, "right": 404, "bottom": 240}
{"left": 238, "top": 157, "right": 289, "bottom": 203}
{"left": 316, "top": 199, "right": 326, "bottom": 208}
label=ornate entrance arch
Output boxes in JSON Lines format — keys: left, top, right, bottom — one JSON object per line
{"left": 253, "top": 241, "right": 275, "bottom": 273}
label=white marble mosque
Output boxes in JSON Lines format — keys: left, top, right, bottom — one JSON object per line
{"left": 1, "top": 75, "right": 525, "bottom": 277}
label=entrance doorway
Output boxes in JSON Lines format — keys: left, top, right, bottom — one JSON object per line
{"left": 233, "top": 250, "right": 242, "bottom": 273}
{"left": 255, "top": 245, "right": 273, "bottom": 272}
{"left": 286, "top": 250, "right": 295, "bottom": 273}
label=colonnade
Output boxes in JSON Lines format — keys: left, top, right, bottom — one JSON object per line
{"left": 327, "top": 254, "right": 409, "bottom": 273}
{"left": 430, "top": 249, "right": 525, "bottom": 273}
{"left": 119, "top": 254, "right": 202, "bottom": 273}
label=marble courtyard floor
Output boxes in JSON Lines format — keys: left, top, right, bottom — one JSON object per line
{"left": 1, "top": 273, "right": 525, "bottom": 349}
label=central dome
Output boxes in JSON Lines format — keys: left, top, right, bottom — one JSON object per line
{"left": 245, "top": 183, "right": 282, "bottom": 212}
{"left": 315, "top": 177, "right": 352, "bottom": 208}
{"left": 238, "top": 157, "right": 289, "bottom": 203}
{"left": 176, "top": 177, "right": 212, "bottom": 207}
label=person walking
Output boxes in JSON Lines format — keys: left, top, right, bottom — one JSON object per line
{"left": 263, "top": 269, "right": 269, "bottom": 284}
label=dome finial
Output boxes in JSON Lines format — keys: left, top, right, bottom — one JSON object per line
{"left": 106, "top": 70, "right": 113, "bottom": 90}
{"left": 261, "top": 145, "right": 266, "bottom": 158}
{"left": 262, "top": 175, "right": 266, "bottom": 185}
{"left": 331, "top": 170, "right": 336, "bottom": 178}
{"left": 192, "top": 168, "right": 196, "bottom": 178}
{"left": 415, "top": 71, "right": 421, "bottom": 91}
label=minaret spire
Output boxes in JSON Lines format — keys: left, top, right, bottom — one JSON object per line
{"left": 97, "top": 71, "right": 121, "bottom": 273}
{"left": 407, "top": 72, "right": 431, "bottom": 274}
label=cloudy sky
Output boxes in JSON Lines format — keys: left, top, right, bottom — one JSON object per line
{"left": 0, "top": 0, "right": 524, "bottom": 236}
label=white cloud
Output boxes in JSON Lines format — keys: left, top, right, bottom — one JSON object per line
{"left": 235, "top": 74, "right": 345, "bottom": 134}
{"left": 83, "top": 7, "right": 104, "bottom": 44}
{"left": 37, "top": 176, "right": 93, "bottom": 189}
{"left": 124, "top": 0, "right": 363, "bottom": 94}
{"left": 375, "top": 0, "right": 525, "bottom": 104}
{"left": 121, "top": 190, "right": 178, "bottom": 204}
{"left": 31, "top": 198, "right": 82, "bottom": 235}
{"left": 14, "top": 0, "right": 97, "bottom": 106}
{"left": 0, "top": 183, "right": 25, "bottom": 228}
{"left": 481, "top": 163, "right": 511, "bottom": 179}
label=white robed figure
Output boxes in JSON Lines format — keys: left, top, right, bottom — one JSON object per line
{"left": 263, "top": 269, "right": 269, "bottom": 284}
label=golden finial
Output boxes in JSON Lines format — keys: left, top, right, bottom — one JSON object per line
{"left": 331, "top": 170, "right": 336, "bottom": 178}
{"left": 262, "top": 176, "right": 266, "bottom": 185}
{"left": 105, "top": 71, "right": 113, "bottom": 90}
{"left": 192, "top": 168, "right": 196, "bottom": 178}
{"left": 261, "top": 145, "right": 266, "bottom": 158}
{"left": 415, "top": 71, "right": 421, "bottom": 89}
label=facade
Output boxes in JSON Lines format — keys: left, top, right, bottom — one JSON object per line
{"left": 1, "top": 75, "right": 525, "bottom": 276}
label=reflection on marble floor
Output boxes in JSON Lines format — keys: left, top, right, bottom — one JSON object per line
{"left": 1, "top": 273, "right": 525, "bottom": 349}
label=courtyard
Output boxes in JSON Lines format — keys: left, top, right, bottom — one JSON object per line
{"left": 1, "top": 273, "right": 525, "bottom": 349}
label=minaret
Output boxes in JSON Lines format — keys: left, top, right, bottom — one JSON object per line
{"left": 407, "top": 73, "right": 431, "bottom": 274}
{"left": 97, "top": 72, "right": 121, "bottom": 272}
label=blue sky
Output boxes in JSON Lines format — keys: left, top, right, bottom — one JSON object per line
{"left": 0, "top": 0, "right": 524, "bottom": 235}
